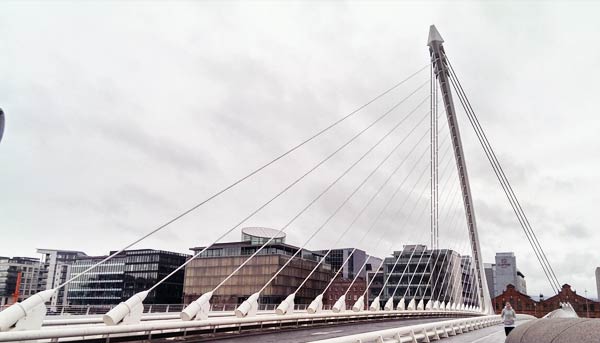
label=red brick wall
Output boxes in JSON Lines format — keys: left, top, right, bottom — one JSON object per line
{"left": 493, "top": 284, "right": 600, "bottom": 318}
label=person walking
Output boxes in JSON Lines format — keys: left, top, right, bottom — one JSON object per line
{"left": 501, "top": 302, "right": 516, "bottom": 336}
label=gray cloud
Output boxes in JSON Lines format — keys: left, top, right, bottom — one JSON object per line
{"left": 1, "top": 1, "right": 599, "bottom": 298}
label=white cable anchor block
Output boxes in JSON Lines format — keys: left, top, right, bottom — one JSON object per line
{"left": 352, "top": 295, "right": 365, "bottom": 312}
{"left": 425, "top": 299, "right": 433, "bottom": 310}
{"left": 332, "top": 295, "right": 346, "bottom": 313}
{"left": 433, "top": 300, "right": 440, "bottom": 310}
{"left": 369, "top": 296, "right": 381, "bottom": 311}
{"left": 440, "top": 301, "right": 446, "bottom": 311}
{"left": 0, "top": 289, "right": 55, "bottom": 332}
{"left": 103, "top": 291, "right": 148, "bottom": 326}
{"left": 276, "top": 294, "right": 295, "bottom": 315}
{"left": 416, "top": 299, "right": 425, "bottom": 311}
{"left": 307, "top": 294, "right": 324, "bottom": 314}
{"left": 396, "top": 297, "right": 406, "bottom": 311}
{"left": 180, "top": 291, "right": 213, "bottom": 321}
{"left": 384, "top": 297, "right": 394, "bottom": 311}
{"left": 407, "top": 298, "right": 416, "bottom": 311}
{"left": 235, "top": 292, "right": 259, "bottom": 318}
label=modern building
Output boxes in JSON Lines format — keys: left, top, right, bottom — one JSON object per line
{"left": 241, "top": 227, "right": 286, "bottom": 245}
{"left": 484, "top": 263, "right": 495, "bottom": 300}
{"left": 183, "top": 228, "right": 333, "bottom": 306}
{"left": 0, "top": 256, "right": 41, "bottom": 306}
{"left": 314, "top": 248, "right": 381, "bottom": 280}
{"left": 493, "top": 283, "right": 600, "bottom": 318}
{"left": 596, "top": 267, "right": 600, "bottom": 300}
{"left": 36, "top": 249, "right": 87, "bottom": 308}
{"left": 67, "top": 249, "right": 189, "bottom": 305}
{"left": 375, "top": 245, "right": 476, "bottom": 307}
{"left": 487, "top": 252, "right": 527, "bottom": 296}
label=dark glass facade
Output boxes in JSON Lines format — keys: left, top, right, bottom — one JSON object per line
{"left": 67, "top": 249, "right": 189, "bottom": 305}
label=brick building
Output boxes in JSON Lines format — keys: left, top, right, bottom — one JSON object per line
{"left": 323, "top": 277, "right": 367, "bottom": 309}
{"left": 493, "top": 283, "right": 600, "bottom": 318}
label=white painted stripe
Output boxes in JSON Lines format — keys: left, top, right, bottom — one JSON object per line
{"left": 311, "top": 330, "right": 344, "bottom": 336}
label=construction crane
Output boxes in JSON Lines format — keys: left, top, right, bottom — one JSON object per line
{"left": 11, "top": 272, "right": 22, "bottom": 305}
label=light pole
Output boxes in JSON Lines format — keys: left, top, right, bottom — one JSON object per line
{"left": 585, "top": 289, "right": 589, "bottom": 318}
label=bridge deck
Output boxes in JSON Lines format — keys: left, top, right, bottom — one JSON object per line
{"left": 176, "top": 319, "right": 527, "bottom": 343}
{"left": 174, "top": 317, "right": 455, "bottom": 342}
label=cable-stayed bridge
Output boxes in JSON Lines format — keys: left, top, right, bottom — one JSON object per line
{"left": 0, "top": 25, "right": 564, "bottom": 343}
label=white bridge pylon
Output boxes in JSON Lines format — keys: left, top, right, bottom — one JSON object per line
{"left": 0, "top": 25, "right": 514, "bottom": 342}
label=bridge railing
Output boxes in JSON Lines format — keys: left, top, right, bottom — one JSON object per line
{"left": 0, "top": 302, "right": 327, "bottom": 316}
{"left": 308, "top": 315, "right": 502, "bottom": 343}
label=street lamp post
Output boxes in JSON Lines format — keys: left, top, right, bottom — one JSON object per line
{"left": 585, "top": 290, "right": 589, "bottom": 318}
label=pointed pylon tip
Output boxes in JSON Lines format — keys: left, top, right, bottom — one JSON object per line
{"left": 427, "top": 25, "right": 444, "bottom": 46}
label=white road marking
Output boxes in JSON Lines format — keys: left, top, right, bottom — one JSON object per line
{"left": 311, "top": 329, "right": 344, "bottom": 335}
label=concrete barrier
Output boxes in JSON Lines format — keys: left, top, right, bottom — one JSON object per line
{"left": 506, "top": 318, "right": 600, "bottom": 343}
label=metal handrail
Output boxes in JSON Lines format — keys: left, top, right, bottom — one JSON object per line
{"left": 0, "top": 309, "right": 483, "bottom": 342}
{"left": 308, "top": 315, "right": 502, "bottom": 342}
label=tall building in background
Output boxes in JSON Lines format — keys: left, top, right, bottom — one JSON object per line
{"left": 596, "top": 267, "right": 600, "bottom": 300}
{"left": 0, "top": 256, "right": 41, "bottom": 306}
{"left": 486, "top": 252, "right": 527, "bottom": 296}
{"left": 67, "top": 249, "right": 189, "bottom": 305}
{"left": 314, "top": 248, "right": 382, "bottom": 279}
{"left": 484, "top": 263, "right": 496, "bottom": 300}
{"left": 36, "top": 249, "right": 87, "bottom": 308}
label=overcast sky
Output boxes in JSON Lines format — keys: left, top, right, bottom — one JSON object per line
{"left": 1, "top": 1, "right": 600, "bottom": 300}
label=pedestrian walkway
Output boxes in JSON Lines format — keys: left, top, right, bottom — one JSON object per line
{"left": 441, "top": 321, "right": 528, "bottom": 343}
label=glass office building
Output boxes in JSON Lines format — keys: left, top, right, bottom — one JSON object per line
{"left": 184, "top": 241, "right": 333, "bottom": 305}
{"left": 67, "top": 249, "right": 189, "bottom": 305}
{"left": 375, "top": 245, "right": 476, "bottom": 307}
